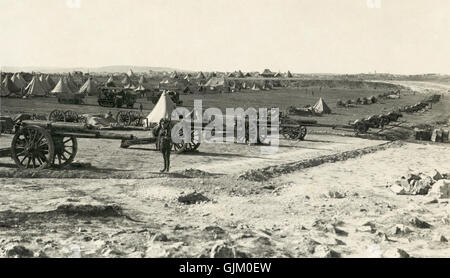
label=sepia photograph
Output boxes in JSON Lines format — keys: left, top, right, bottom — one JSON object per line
{"left": 0, "top": 0, "right": 449, "bottom": 266}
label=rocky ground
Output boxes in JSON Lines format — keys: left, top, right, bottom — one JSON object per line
{"left": 0, "top": 81, "right": 449, "bottom": 258}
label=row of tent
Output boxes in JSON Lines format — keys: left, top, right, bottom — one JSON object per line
{"left": 0, "top": 72, "right": 99, "bottom": 97}
{"left": 1, "top": 70, "right": 295, "bottom": 98}
{"left": 1, "top": 72, "right": 149, "bottom": 97}
{"left": 166, "top": 70, "right": 294, "bottom": 80}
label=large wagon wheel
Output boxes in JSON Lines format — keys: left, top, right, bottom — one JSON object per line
{"left": 298, "top": 126, "right": 307, "bottom": 140}
{"left": 64, "top": 110, "right": 78, "bottom": 123}
{"left": 354, "top": 121, "right": 369, "bottom": 134}
{"left": 379, "top": 116, "right": 390, "bottom": 128}
{"left": 172, "top": 128, "right": 200, "bottom": 153}
{"left": 288, "top": 128, "right": 300, "bottom": 140}
{"left": 116, "top": 111, "right": 131, "bottom": 126}
{"left": 280, "top": 126, "right": 291, "bottom": 139}
{"left": 49, "top": 110, "right": 66, "bottom": 122}
{"left": 189, "top": 129, "right": 201, "bottom": 151}
{"left": 51, "top": 136, "right": 78, "bottom": 168}
{"left": 11, "top": 126, "right": 55, "bottom": 169}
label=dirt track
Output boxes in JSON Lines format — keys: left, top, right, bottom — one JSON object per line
{"left": 0, "top": 81, "right": 449, "bottom": 258}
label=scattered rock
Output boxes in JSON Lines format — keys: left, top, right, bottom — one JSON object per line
{"left": 431, "top": 170, "right": 443, "bottom": 181}
{"left": 406, "top": 173, "right": 421, "bottom": 183}
{"left": 5, "top": 245, "right": 34, "bottom": 258}
{"left": 36, "top": 250, "right": 49, "bottom": 258}
{"left": 357, "top": 225, "right": 373, "bottom": 233}
{"left": 391, "top": 172, "right": 441, "bottom": 195}
{"left": 390, "top": 183, "right": 406, "bottom": 195}
{"left": 409, "top": 217, "right": 432, "bottom": 229}
{"left": 144, "top": 244, "right": 168, "bottom": 258}
{"left": 439, "top": 235, "right": 448, "bottom": 243}
{"left": 392, "top": 225, "right": 413, "bottom": 235}
{"left": 152, "top": 233, "right": 169, "bottom": 242}
{"left": 427, "top": 179, "right": 450, "bottom": 199}
{"left": 313, "top": 245, "right": 341, "bottom": 258}
{"left": 334, "top": 238, "right": 346, "bottom": 246}
{"left": 178, "top": 168, "right": 214, "bottom": 178}
{"left": 328, "top": 191, "right": 346, "bottom": 199}
{"left": 262, "top": 185, "right": 276, "bottom": 190}
{"left": 357, "top": 222, "right": 376, "bottom": 233}
{"left": 253, "top": 236, "right": 272, "bottom": 246}
{"left": 384, "top": 248, "right": 410, "bottom": 258}
{"left": 203, "top": 226, "right": 226, "bottom": 234}
{"left": 177, "top": 192, "right": 210, "bottom": 205}
{"left": 210, "top": 242, "right": 235, "bottom": 258}
{"left": 425, "top": 198, "right": 439, "bottom": 204}
{"left": 333, "top": 226, "right": 348, "bottom": 237}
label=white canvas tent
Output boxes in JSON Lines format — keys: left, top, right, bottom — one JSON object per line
{"left": 251, "top": 83, "right": 261, "bottom": 91}
{"left": 127, "top": 69, "right": 135, "bottom": 78}
{"left": 79, "top": 78, "right": 98, "bottom": 95}
{"left": 134, "top": 83, "right": 146, "bottom": 92}
{"left": 25, "top": 75, "right": 47, "bottom": 96}
{"left": 39, "top": 75, "right": 51, "bottom": 92}
{"left": 105, "top": 76, "right": 116, "bottom": 87}
{"left": 46, "top": 75, "right": 55, "bottom": 89}
{"left": 0, "top": 74, "right": 10, "bottom": 97}
{"left": 51, "top": 77, "right": 73, "bottom": 94}
{"left": 312, "top": 97, "right": 332, "bottom": 114}
{"left": 143, "top": 91, "right": 176, "bottom": 127}
{"left": 11, "top": 73, "right": 27, "bottom": 89}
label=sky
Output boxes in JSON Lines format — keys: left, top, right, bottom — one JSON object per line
{"left": 0, "top": 0, "right": 449, "bottom": 74}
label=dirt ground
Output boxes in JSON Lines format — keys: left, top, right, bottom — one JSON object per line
{"left": 0, "top": 81, "right": 449, "bottom": 258}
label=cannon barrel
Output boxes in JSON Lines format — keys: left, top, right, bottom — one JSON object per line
{"left": 20, "top": 120, "right": 136, "bottom": 140}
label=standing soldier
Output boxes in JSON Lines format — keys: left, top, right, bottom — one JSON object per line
{"left": 139, "top": 103, "right": 143, "bottom": 113}
{"left": 157, "top": 118, "right": 172, "bottom": 172}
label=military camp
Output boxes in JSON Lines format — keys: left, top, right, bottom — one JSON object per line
{"left": 0, "top": 0, "right": 449, "bottom": 260}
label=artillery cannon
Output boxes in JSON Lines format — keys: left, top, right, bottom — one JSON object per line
{"left": 49, "top": 109, "right": 82, "bottom": 123}
{"left": 0, "top": 120, "right": 139, "bottom": 169}
{"left": 116, "top": 110, "right": 146, "bottom": 127}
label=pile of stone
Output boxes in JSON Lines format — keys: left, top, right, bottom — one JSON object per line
{"left": 390, "top": 170, "right": 449, "bottom": 198}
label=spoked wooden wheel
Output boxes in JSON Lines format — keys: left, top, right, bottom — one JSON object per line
{"left": 52, "top": 136, "right": 78, "bottom": 168}
{"left": 172, "top": 128, "right": 201, "bottom": 153}
{"left": 64, "top": 110, "right": 78, "bottom": 122}
{"left": 116, "top": 111, "right": 131, "bottom": 126}
{"left": 379, "top": 116, "right": 390, "bottom": 128}
{"left": 298, "top": 126, "right": 307, "bottom": 140}
{"left": 11, "top": 126, "right": 55, "bottom": 169}
{"left": 354, "top": 121, "right": 369, "bottom": 134}
{"left": 281, "top": 127, "right": 300, "bottom": 140}
{"left": 188, "top": 129, "right": 201, "bottom": 151}
{"left": 280, "top": 127, "right": 289, "bottom": 139}
{"left": 49, "top": 109, "right": 66, "bottom": 122}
